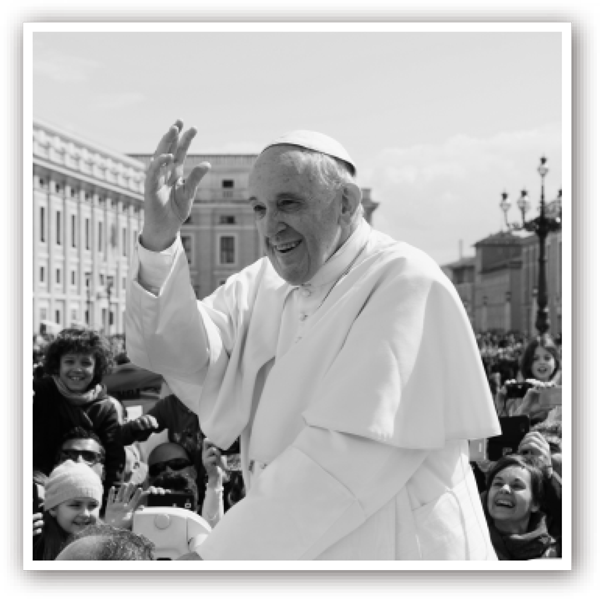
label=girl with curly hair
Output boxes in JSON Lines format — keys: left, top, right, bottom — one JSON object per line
{"left": 33, "top": 328, "right": 125, "bottom": 500}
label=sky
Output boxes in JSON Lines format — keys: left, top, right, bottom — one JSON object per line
{"left": 30, "top": 26, "right": 565, "bottom": 265}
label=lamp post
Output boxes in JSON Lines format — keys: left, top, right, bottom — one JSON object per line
{"left": 499, "top": 157, "right": 562, "bottom": 335}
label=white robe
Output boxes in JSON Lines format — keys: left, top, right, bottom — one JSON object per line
{"left": 125, "top": 224, "right": 501, "bottom": 560}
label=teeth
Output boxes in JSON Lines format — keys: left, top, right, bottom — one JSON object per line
{"left": 275, "top": 240, "right": 301, "bottom": 252}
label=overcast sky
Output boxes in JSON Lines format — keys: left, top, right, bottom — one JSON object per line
{"left": 30, "top": 25, "right": 566, "bottom": 265}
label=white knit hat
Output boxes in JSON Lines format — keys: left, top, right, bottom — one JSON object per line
{"left": 261, "top": 130, "right": 356, "bottom": 175}
{"left": 44, "top": 460, "right": 103, "bottom": 511}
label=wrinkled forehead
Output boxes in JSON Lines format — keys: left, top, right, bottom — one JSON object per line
{"left": 61, "top": 438, "right": 102, "bottom": 453}
{"left": 148, "top": 443, "right": 188, "bottom": 465}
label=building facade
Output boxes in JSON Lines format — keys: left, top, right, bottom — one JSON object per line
{"left": 33, "top": 119, "right": 146, "bottom": 335}
{"left": 444, "top": 221, "right": 562, "bottom": 336}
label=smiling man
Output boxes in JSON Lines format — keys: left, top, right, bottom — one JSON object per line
{"left": 125, "top": 121, "right": 501, "bottom": 560}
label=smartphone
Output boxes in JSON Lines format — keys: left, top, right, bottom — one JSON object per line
{"left": 147, "top": 492, "right": 195, "bottom": 511}
{"left": 468, "top": 438, "right": 487, "bottom": 461}
{"left": 539, "top": 386, "right": 562, "bottom": 407}
{"left": 487, "top": 416, "right": 530, "bottom": 461}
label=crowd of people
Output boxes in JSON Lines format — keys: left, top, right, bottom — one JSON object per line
{"left": 31, "top": 324, "right": 563, "bottom": 561}
{"left": 32, "top": 327, "right": 244, "bottom": 561}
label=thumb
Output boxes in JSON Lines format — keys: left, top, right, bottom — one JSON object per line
{"left": 185, "top": 162, "right": 211, "bottom": 197}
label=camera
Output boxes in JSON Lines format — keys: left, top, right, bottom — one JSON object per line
{"left": 504, "top": 381, "right": 533, "bottom": 399}
{"left": 132, "top": 507, "right": 212, "bottom": 560}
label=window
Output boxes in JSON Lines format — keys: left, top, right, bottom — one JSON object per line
{"left": 39, "top": 266, "right": 45, "bottom": 283}
{"left": 55, "top": 310, "right": 61, "bottom": 325}
{"left": 71, "top": 270, "right": 76, "bottom": 286}
{"left": 85, "top": 273, "right": 91, "bottom": 288}
{"left": 100, "top": 274, "right": 105, "bottom": 286}
{"left": 56, "top": 268, "right": 61, "bottom": 284}
{"left": 219, "top": 215, "right": 236, "bottom": 224}
{"left": 222, "top": 180, "right": 234, "bottom": 188}
{"left": 182, "top": 236, "right": 193, "bottom": 264}
{"left": 98, "top": 222, "right": 103, "bottom": 252}
{"left": 219, "top": 236, "right": 235, "bottom": 265}
{"left": 71, "top": 215, "right": 77, "bottom": 248}
{"left": 122, "top": 228, "right": 127, "bottom": 256}
{"left": 70, "top": 188, "right": 76, "bottom": 198}
{"left": 40, "top": 307, "right": 47, "bottom": 321}
{"left": 56, "top": 210, "right": 62, "bottom": 245}
{"left": 85, "top": 218, "right": 90, "bottom": 249}
{"left": 122, "top": 277, "right": 127, "bottom": 291}
{"left": 55, "top": 183, "right": 61, "bottom": 193}
{"left": 71, "top": 309, "right": 78, "bottom": 322}
{"left": 40, "top": 206, "right": 46, "bottom": 242}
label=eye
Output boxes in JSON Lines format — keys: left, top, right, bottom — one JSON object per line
{"left": 252, "top": 205, "right": 266, "bottom": 217}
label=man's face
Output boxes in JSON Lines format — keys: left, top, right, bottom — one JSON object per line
{"left": 147, "top": 443, "right": 196, "bottom": 485}
{"left": 248, "top": 146, "right": 345, "bottom": 285}
{"left": 59, "top": 438, "right": 105, "bottom": 479}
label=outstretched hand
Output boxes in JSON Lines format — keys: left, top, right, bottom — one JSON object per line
{"left": 141, "top": 120, "right": 211, "bottom": 252}
{"left": 104, "top": 482, "right": 144, "bottom": 530}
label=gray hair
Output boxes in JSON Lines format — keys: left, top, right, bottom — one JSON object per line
{"left": 294, "top": 149, "right": 364, "bottom": 220}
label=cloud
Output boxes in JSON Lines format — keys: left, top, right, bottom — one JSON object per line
{"left": 361, "top": 123, "right": 562, "bottom": 265}
{"left": 90, "top": 92, "right": 146, "bottom": 110}
{"left": 33, "top": 41, "right": 101, "bottom": 82}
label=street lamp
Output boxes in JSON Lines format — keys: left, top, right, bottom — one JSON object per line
{"left": 499, "top": 157, "right": 562, "bottom": 335}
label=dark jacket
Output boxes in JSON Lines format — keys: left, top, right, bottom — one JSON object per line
{"left": 33, "top": 376, "right": 125, "bottom": 495}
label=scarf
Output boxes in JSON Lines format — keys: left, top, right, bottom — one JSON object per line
{"left": 52, "top": 375, "right": 105, "bottom": 406}
{"left": 487, "top": 511, "right": 555, "bottom": 560}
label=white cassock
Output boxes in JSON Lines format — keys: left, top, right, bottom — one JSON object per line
{"left": 125, "top": 218, "right": 501, "bottom": 560}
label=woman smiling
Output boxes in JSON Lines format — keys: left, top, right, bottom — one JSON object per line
{"left": 483, "top": 454, "right": 559, "bottom": 559}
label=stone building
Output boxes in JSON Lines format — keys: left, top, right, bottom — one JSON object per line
{"left": 32, "top": 118, "right": 146, "bottom": 335}
{"left": 444, "top": 221, "right": 562, "bottom": 336}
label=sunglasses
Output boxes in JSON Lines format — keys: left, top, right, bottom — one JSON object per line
{"left": 149, "top": 457, "right": 192, "bottom": 478}
{"left": 60, "top": 449, "right": 104, "bottom": 465}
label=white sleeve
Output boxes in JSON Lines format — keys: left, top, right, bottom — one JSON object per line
{"left": 196, "top": 427, "right": 429, "bottom": 560}
{"left": 136, "top": 235, "right": 179, "bottom": 296}
{"left": 125, "top": 238, "right": 226, "bottom": 412}
{"left": 201, "top": 484, "right": 225, "bottom": 529}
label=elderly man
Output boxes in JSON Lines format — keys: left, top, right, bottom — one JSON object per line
{"left": 126, "top": 121, "right": 501, "bottom": 560}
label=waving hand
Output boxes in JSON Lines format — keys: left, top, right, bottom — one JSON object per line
{"left": 141, "top": 120, "right": 211, "bottom": 251}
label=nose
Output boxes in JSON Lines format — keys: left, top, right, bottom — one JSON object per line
{"left": 75, "top": 455, "right": 86, "bottom": 464}
{"left": 263, "top": 209, "right": 286, "bottom": 239}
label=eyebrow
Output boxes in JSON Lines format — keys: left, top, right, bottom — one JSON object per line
{"left": 247, "top": 192, "right": 306, "bottom": 203}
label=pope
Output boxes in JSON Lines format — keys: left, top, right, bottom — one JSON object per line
{"left": 125, "top": 121, "right": 501, "bottom": 560}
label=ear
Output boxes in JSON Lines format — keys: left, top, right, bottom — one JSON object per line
{"left": 49, "top": 507, "right": 57, "bottom": 517}
{"left": 339, "top": 182, "right": 362, "bottom": 223}
{"left": 530, "top": 501, "right": 540, "bottom": 514}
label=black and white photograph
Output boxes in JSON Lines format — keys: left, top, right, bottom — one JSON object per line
{"left": 5, "top": 1, "right": 597, "bottom": 594}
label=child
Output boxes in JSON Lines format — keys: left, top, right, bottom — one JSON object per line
{"left": 33, "top": 328, "right": 125, "bottom": 498}
{"left": 495, "top": 335, "right": 562, "bottom": 424}
{"left": 33, "top": 460, "right": 104, "bottom": 560}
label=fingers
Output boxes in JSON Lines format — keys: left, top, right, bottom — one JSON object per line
{"left": 173, "top": 126, "right": 198, "bottom": 166}
{"left": 146, "top": 153, "right": 175, "bottom": 189}
{"left": 185, "top": 162, "right": 211, "bottom": 197}
{"left": 153, "top": 121, "right": 184, "bottom": 158}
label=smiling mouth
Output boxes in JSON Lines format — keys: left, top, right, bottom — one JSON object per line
{"left": 273, "top": 240, "right": 302, "bottom": 254}
{"left": 495, "top": 499, "right": 514, "bottom": 508}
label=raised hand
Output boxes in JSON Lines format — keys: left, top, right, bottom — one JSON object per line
{"left": 104, "top": 482, "right": 144, "bottom": 530}
{"left": 518, "top": 431, "right": 552, "bottom": 475}
{"left": 141, "top": 120, "right": 211, "bottom": 252}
